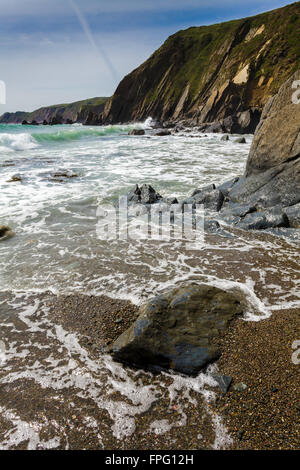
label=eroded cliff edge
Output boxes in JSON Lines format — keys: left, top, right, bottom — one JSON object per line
{"left": 101, "top": 1, "right": 300, "bottom": 132}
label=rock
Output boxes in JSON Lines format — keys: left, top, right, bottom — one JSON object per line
{"left": 52, "top": 170, "right": 78, "bottom": 179}
{"left": 229, "top": 163, "right": 300, "bottom": 209}
{"left": 109, "top": 284, "right": 244, "bottom": 375}
{"left": 246, "top": 70, "right": 300, "bottom": 175}
{"left": 234, "top": 137, "right": 246, "bottom": 144}
{"left": 155, "top": 130, "right": 171, "bottom": 136}
{"left": 205, "top": 122, "right": 224, "bottom": 133}
{"left": 284, "top": 203, "right": 300, "bottom": 228}
{"left": 21, "top": 120, "right": 29, "bottom": 125}
{"left": 127, "top": 184, "right": 141, "bottom": 203}
{"left": 0, "top": 225, "right": 14, "bottom": 240}
{"left": 8, "top": 174, "right": 22, "bottom": 182}
{"left": 128, "top": 129, "right": 145, "bottom": 136}
{"left": 226, "top": 202, "right": 257, "bottom": 218}
{"left": 140, "top": 184, "right": 162, "bottom": 204}
{"left": 191, "top": 184, "right": 216, "bottom": 197}
{"left": 30, "top": 120, "right": 39, "bottom": 126}
{"left": 42, "top": 120, "right": 48, "bottom": 125}
{"left": 212, "top": 375, "right": 233, "bottom": 393}
{"left": 49, "top": 116, "right": 63, "bottom": 125}
{"left": 204, "top": 219, "right": 235, "bottom": 238}
{"left": 161, "top": 196, "right": 178, "bottom": 205}
{"left": 233, "top": 382, "right": 247, "bottom": 392}
{"left": 181, "top": 189, "right": 224, "bottom": 212}
{"left": 236, "top": 208, "right": 288, "bottom": 230}
{"left": 221, "top": 135, "right": 229, "bottom": 141}
{"left": 193, "top": 189, "right": 225, "bottom": 212}
{"left": 126, "top": 184, "right": 162, "bottom": 205}
{"left": 217, "top": 177, "right": 240, "bottom": 197}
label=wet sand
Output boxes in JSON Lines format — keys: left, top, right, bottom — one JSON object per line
{"left": 1, "top": 292, "right": 298, "bottom": 450}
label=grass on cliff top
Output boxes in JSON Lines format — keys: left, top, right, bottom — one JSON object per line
{"left": 140, "top": 1, "right": 300, "bottom": 108}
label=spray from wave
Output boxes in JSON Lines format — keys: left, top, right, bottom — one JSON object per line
{"left": 0, "top": 133, "right": 38, "bottom": 152}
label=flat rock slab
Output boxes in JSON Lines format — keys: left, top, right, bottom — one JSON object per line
{"left": 109, "top": 284, "right": 244, "bottom": 376}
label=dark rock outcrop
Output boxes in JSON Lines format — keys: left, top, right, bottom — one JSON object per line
{"left": 109, "top": 284, "right": 244, "bottom": 375}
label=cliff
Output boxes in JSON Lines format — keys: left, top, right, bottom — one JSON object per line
{"left": 101, "top": 1, "right": 300, "bottom": 131}
{"left": 0, "top": 97, "right": 108, "bottom": 125}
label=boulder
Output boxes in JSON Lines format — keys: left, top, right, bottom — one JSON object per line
{"left": 234, "top": 137, "right": 246, "bottom": 144}
{"left": 0, "top": 225, "right": 14, "bottom": 240}
{"left": 126, "top": 184, "right": 162, "bottom": 205}
{"left": 109, "top": 284, "right": 244, "bottom": 375}
{"left": 221, "top": 135, "right": 229, "bottom": 141}
{"left": 128, "top": 129, "right": 145, "bottom": 136}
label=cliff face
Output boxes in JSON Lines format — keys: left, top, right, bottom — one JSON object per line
{"left": 0, "top": 97, "right": 108, "bottom": 125}
{"left": 101, "top": 1, "right": 300, "bottom": 129}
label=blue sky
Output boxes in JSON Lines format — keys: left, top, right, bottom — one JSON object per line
{"left": 0, "top": 0, "right": 294, "bottom": 113}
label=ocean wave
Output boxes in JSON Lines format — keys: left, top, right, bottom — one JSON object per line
{"left": 31, "top": 125, "right": 134, "bottom": 143}
{"left": 0, "top": 133, "right": 38, "bottom": 151}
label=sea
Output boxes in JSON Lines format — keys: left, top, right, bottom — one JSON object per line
{"left": 0, "top": 121, "right": 299, "bottom": 449}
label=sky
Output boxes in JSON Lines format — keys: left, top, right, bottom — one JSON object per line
{"left": 0, "top": 0, "right": 295, "bottom": 113}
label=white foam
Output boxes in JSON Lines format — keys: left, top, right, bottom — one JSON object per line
{"left": 0, "top": 133, "right": 38, "bottom": 151}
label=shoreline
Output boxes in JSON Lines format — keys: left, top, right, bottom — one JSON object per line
{"left": 1, "top": 291, "right": 298, "bottom": 450}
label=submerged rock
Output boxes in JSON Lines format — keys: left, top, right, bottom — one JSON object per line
{"left": 109, "top": 284, "right": 244, "bottom": 376}
{"left": 128, "top": 129, "right": 145, "bottom": 136}
{"left": 234, "top": 137, "right": 246, "bottom": 144}
{"left": 0, "top": 225, "right": 14, "bottom": 240}
{"left": 8, "top": 174, "right": 22, "bottom": 182}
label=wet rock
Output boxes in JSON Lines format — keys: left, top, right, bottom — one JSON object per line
{"left": 160, "top": 196, "right": 178, "bottom": 205}
{"left": 155, "top": 130, "right": 171, "bottom": 136}
{"left": 128, "top": 129, "right": 145, "bottom": 136}
{"left": 0, "top": 225, "right": 14, "bottom": 240}
{"left": 193, "top": 189, "right": 224, "bottom": 212}
{"left": 226, "top": 202, "right": 256, "bottom": 218}
{"left": 221, "top": 135, "right": 229, "bottom": 141}
{"left": 217, "top": 177, "right": 240, "bottom": 197}
{"left": 234, "top": 137, "right": 246, "bottom": 144}
{"left": 212, "top": 375, "right": 233, "bottom": 393}
{"left": 284, "top": 203, "right": 300, "bottom": 228}
{"left": 181, "top": 189, "right": 224, "bottom": 212}
{"left": 205, "top": 122, "right": 224, "bottom": 133}
{"left": 52, "top": 170, "right": 78, "bottom": 178}
{"left": 126, "top": 184, "right": 162, "bottom": 205}
{"left": 109, "top": 284, "right": 244, "bottom": 376}
{"left": 191, "top": 184, "right": 216, "bottom": 197}
{"left": 21, "top": 120, "right": 29, "bottom": 125}
{"left": 236, "top": 208, "right": 288, "bottom": 231}
{"left": 8, "top": 174, "right": 22, "bottom": 182}
{"left": 140, "top": 184, "right": 162, "bottom": 204}
{"left": 127, "top": 184, "right": 141, "bottom": 203}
